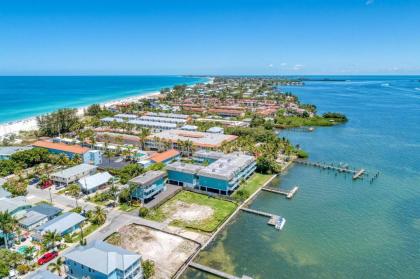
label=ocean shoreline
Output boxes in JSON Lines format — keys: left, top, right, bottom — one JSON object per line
{"left": 0, "top": 77, "right": 213, "bottom": 139}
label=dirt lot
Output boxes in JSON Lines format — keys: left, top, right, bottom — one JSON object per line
{"left": 167, "top": 201, "right": 214, "bottom": 222}
{"left": 107, "top": 224, "right": 200, "bottom": 279}
{"left": 146, "top": 191, "right": 237, "bottom": 233}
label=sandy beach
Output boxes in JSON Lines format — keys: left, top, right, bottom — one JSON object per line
{"left": 0, "top": 90, "right": 161, "bottom": 139}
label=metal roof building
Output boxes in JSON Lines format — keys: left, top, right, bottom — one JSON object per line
{"left": 78, "top": 172, "right": 113, "bottom": 193}
{"left": 65, "top": 240, "right": 142, "bottom": 278}
{"left": 51, "top": 163, "right": 98, "bottom": 187}
{"left": 145, "top": 112, "right": 189, "bottom": 119}
{"left": 36, "top": 212, "right": 86, "bottom": 236}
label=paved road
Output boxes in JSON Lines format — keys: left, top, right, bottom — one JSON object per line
{"left": 27, "top": 184, "right": 97, "bottom": 212}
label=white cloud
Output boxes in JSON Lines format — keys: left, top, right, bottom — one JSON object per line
{"left": 366, "top": 0, "right": 375, "bottom": 5}
{"left": 293, "top": 64, "right": 304, "bottom": 71}
{"left": 280, "top": 62, "right": 287, "bottom": 66}
{"left": 268, "top": 64, "right": 274, "bottom": 68}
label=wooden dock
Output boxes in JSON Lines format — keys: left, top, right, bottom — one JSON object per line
{"left": 241, "top": 207, "right": 274, "bottom": 218}
{"left": 352, "top": 169, "right": 365, "bottom": 180}
{"left": 240, "top": 208, "right": 285, "bottom": 230}
{"left": 295, "top": 160, "right": 366, "bottom": 180}
{"left": 189, "top": 262, "right": 252, "bottom": 279}
{"left": 262, "top": 186, "right": 299, "bottom": 199}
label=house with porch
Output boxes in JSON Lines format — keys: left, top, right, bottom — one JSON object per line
{"left": 129, "top": 171, "right": 166, "bottom": 202}
{"left": 64, "top": 240, "right": 143, "bottom": 279}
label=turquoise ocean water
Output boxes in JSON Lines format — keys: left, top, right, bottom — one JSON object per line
{"left": 0, "top": 76, "right": 206, "bottom": 124}
{"left": 183, "top": 76, "right": 420, "bottom": 278}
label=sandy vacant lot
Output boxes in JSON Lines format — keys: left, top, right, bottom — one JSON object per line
{"left": 167, "top": 201, "right": 214, "bottom": 222}
{"left": 108, "top": 224, "right": 200, "bottom": 279}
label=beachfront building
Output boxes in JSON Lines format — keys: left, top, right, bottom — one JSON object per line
{"left": 0, "top": 146, "right": 33, "bottom": 160}
{"left": 64, "top": 240, "right": 143, "bottom": 279}
{"left": 145, "top": 129, "right": 237, "bottom": 151}
{"left": 19, "top": 203, "right": 62, "bottom": 230}
{"left": 149, "top": 149, "right": 180, "bottom": 165}
{"left": 78, "top": 172, "right": 113, "bottom": 194}
{"left": 145, "top": 112, "right": 190, "bottom": 120}
{"left": 50, "top": 163, "right": 98, "bottom": 188}
{"left": 167, "top": 152, "right": 256, "bottom": 195}
{"left": 129, "top": 171, "right": 166, "bottom": 202}
{"left": 34, "top": 212, "right": 85, "bottom": 241}
{"left": 198, "top": 152, "right": 256, "bottom": 194}
{"left": 102, "top": 112, "right": 190, "bottom": 133}
{"left": 32, "top": 140, "right": 102, "bottom": 165}
{"left": 192, "top": 149, "right": 225, "bottom": 164}
{"left": 166, "top": 162, "right": 203, "bottom": 188}
{"left": 102, "top": 116, "right": 177, "bottom": 133}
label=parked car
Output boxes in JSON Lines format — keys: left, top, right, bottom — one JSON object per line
{"left": 29, "top": 177, "right": 40, "bottom": 186}
{"left": 37, "top": 251, "right": 58, "bottom": 265}
{"left": 40, "top": 180, "right": 53, "bottom": 189}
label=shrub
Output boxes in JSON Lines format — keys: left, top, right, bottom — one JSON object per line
{"left": 16, "top": 264, "right": 30, "bottom": 275}
{"left": 139, "top": 207, "right": 149, "bottom": 217}
{"left": 142, "top": 260, "right": 155, "bottom": 279}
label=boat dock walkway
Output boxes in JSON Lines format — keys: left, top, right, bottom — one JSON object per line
{"left": 262, "top": 186, "right": 299, "bottom": 199}
{"left": 295, "top": 159, "right": 367, "bottom": 180}
{"left": 189, "top": 262, "right": 253, "bottom": 279}
{"left": 352, "top": 169, "right": 365, "bottom": 180}
{"left": 241, "top": 208, "right": 285, "bottom": 230}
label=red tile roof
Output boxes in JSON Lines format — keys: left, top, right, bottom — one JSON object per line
{"left": 149, "top": 149, "right": 180, "bottom": 163}
{"left": 32, "top": 140, "right": 90, "bottom": 154}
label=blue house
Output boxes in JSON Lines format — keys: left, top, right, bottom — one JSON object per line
{"left": 166, "top": 162, "right": 203, "bottom": 188}
{"left": 34, "top": 212, "right": 86, "bottom": 241}
{"left": 65, "top": 240, "right": 143, "bottom": 279}
{"left": 167, "top": 152, "right": 256, "bottom": 195}
{"left": 130, "top": 171, "right": 166, "bottom": 202}
{"left": 32, "top": 140, "right": 102, "bottom": 165}
{"left": 0, "top": 146, "right": 33, "bottom": 160}
{"left": 19, "top": 203, "right": 62, "bottom": 230}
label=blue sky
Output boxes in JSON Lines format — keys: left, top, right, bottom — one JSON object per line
{"left": 1, "top": 0, "right": 419, "bottom": 75}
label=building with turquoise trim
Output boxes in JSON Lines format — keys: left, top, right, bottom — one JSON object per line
{"left": 192, "top": 150, "right": 225, "bottom": 164}
{"left": 130, "top": 171, "right": 166, "bottom": 202}
{"left": 64, "top": 240, "right": 142, "bottom": 279}
{"left": 167, "top": 152, "right": 256, "bottom": 195}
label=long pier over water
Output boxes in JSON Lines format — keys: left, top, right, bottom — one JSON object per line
{"left": 189, "top": 262, "right": 253, "bottom": 279}
{"left": 295, "top": 159, "right": 367, "bottom": 180}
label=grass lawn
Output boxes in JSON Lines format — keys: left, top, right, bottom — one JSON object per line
{"left": 146, "top": 191, "right": 237, "bottom": 233}
{"left": 73, "top": 223, "right": 100, "bottom": 242}
{"left": 118, "top": 203, "right": 140, "bottom": 212}
{"left": 232, "top": 173, "right": 274, "bottom": 201}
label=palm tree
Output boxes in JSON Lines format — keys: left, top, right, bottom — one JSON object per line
{"left": 108, "top": 184, "right": 119, "bottom": 205}
{"left": 23, "top": 246, "right": 37, "bottom": 263}
{"left": 67, "top": 183, "right": 81, "bottom": 207}
{"left": 138, "top": 128, "right": 150, "bottom": 150}
{"left": 91, "top": 206, "right": 107, "bottom": 225}
{"left": 0, "top": 211, "right": 18, "bottom": 249}
{"left": 43, "top": 230, "right": 62, "bottom": 250}
{"left": 48, "top": 257, "right": 65, "bottom": 276}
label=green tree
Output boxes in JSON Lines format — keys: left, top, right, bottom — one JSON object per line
{"left": 90, "top": 206, "right": 107, "bottom": 225}
{"left": 23, "top": 246, "right": 36, "bottom": 263}
{"left": 0, "top": 211, "right": 18, "bottom": 249}
{"left": 142, "top": 259, "right": 156, "bottom": 279}
{"left": 48, "top": 257, "right": 65, "bottom": 276}
{"left": 138, "top": 128, "right": 151, "bottom": 150}
{"left": 67, "top": 183, "right": 81, "bottom": 207}
{"left": 42, "top": 230, "right": 62, "bottom": 249}
{"left": 36, "top": 108, "right": 79, "bottom": 137}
